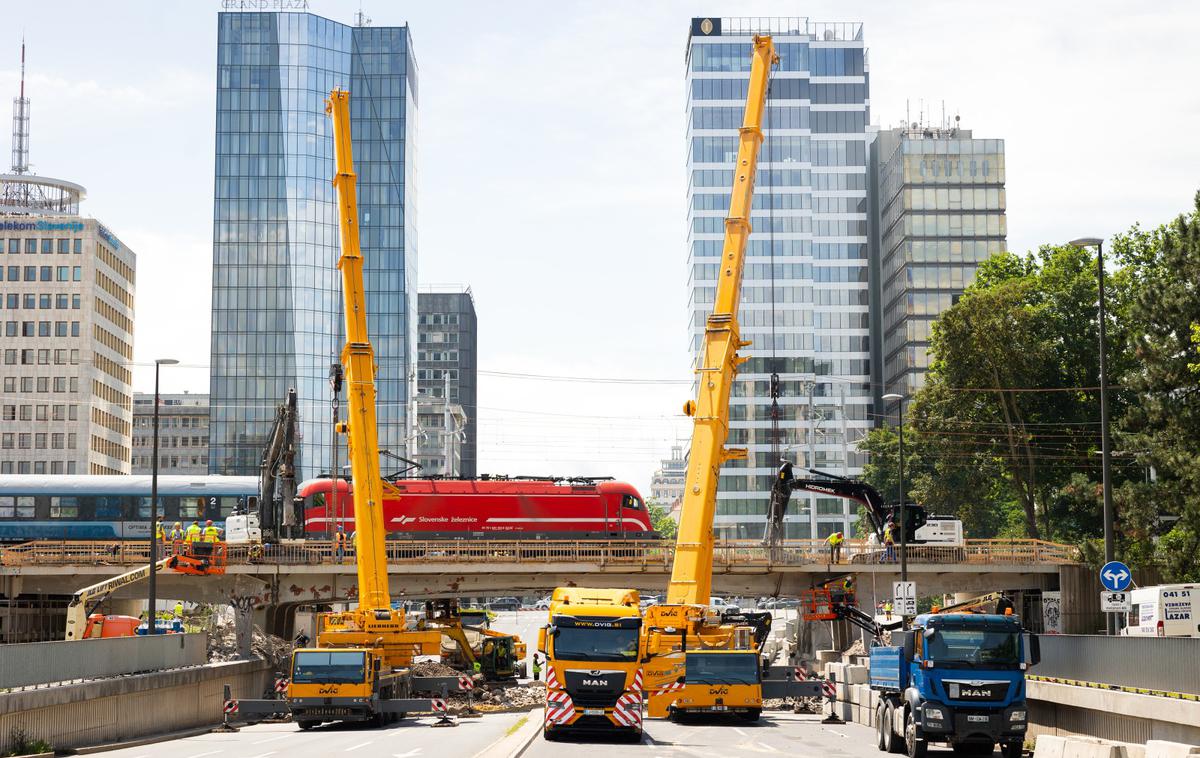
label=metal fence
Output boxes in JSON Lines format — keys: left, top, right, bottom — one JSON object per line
{"left": 1034, "top": 634, "right": 1200, "bottom": 696}
{"left": 1, "top": 538, "right": 1079, "bottom": 568}
{"left": 0, "top": 632, "right": 207, "bottom": 689}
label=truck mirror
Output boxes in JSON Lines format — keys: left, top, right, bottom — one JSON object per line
{"left": 537, "top": 627, "right": 547, "bottom": 653}
{"left": 676, "top": 675, "right": 686, "bottom": 684}
{"left": 373, "top": 657, "right": 381, "bottom": 674}
{"left": 1027, "top": 633, "right": 1041, "bottom": 667}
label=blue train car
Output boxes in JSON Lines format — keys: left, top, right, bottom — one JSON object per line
{"left": 0, "top": 474, "right": 259, "bottom": 542}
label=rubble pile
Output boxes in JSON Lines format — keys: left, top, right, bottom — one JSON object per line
{"left": 207, "top": 619, "right": 292, "bottom": 668}
{"left": 448, "top": 680, "right": 545, "bottom": 713}
{"left": 411, "top": 660, "right": 463, "bottom": 677}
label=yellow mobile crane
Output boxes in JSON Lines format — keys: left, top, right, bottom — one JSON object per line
{"left": 641, "top": 36, "right": 820, "bottom": 721}
{"left": 235, "top": 90, "right": 449, "bottom": 729}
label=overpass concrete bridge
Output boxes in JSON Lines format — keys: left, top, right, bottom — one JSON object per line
{"left": 2, "top": 538, "right": 1088, "bottom": 642}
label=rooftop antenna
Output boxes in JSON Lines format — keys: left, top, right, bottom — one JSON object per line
{"left": 941, "top": 100, "right": 946, "bottom": 130}
{"left": 354, "top": 4, "right": 371, "bottom": 27}
{"left": 12, "top": 38, "right": 29, "bottom": 175}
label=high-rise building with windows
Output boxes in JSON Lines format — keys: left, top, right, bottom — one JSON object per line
{"left": 416, "top": 289, "right": 477, "bottom": 477}
{"left": 686, "top": 18, "right": 872, "bottom": 540}
{"left": 209, "top": 11, "right": 418, "bottom": 481}
{"left": 131, "top": 393, "right": 210, "bottom": 475}
{"left": 868, "top": 121, "right": 1006, "bottom": 404}
{"left": 0, "top": 45, "right": 136, "bottom": 476}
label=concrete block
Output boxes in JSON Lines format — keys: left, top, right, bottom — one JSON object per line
{"left": 1062, "top": 738, "right": 1127, "bottom": 758}
{"left": 1124, "top": 745, "right": 1146, "bottom": 758}
{"left": 826, "top": 661, "right": 846, "bottom": 682}
{"left": 816, "top": 649, "right": 840, "bottom": 667}
{"left": 843, "top": 665, "right": 868, "bottom": 685}
{"left": 1034, "top": 735, "right": 1069, "bottom": 758}
{"left": 1146, "top": 742, "right": 1200, "bottom": 758}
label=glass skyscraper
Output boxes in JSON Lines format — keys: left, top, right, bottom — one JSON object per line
{"left": 685, "top": 18, "right": 872, "bottom": 540}
{"left": 869, "top": 123, "right": 1006, "bottom": 403}
{"left": 209, "top": 12, "right": 418, "bottom": 480}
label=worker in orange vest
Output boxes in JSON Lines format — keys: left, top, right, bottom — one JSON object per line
{"left": 334, "top": 525, "right": 348, "bottom": 564}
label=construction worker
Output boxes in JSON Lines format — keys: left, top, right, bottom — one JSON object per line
{"left": 185, "top": 520, "right": 202, "bottom": 545}
{"left": 472, "top": 658, "right": 482, "bottom": 676}
{"left": 168, "top": 522, "right": 184, "bottom": 555}
{"left": 531, "top": 653, "right": 542, "bottom": 682}
{"left": 843, "top": 575, "right": 855, "bottom": 598}
{"left": 174, "top": 601, "right": 184, "bottom": 620}
{"left": 826, "top": 531, "right": 844, "bottom": 564}
{"left": 334, "top": 525, "right": 348, "bottom": 564}
{"left": 882, "top": 528, "right": 896, "bottom": 564}
{"left": 203, "top": 519, "right": 220, "bottom": 543}
{"left": 884, "top": 599, "right": 894, "bottom": 621}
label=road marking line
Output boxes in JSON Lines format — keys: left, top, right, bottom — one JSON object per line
{"left": 252, "top": 735, "right": 291, "bottom": 745}
{"left": 185, "top": 751, "right": 223, "bottom": 758}
{"left": 733, "top": 727, "right": 748, "bottom": 736}
{"left": 346, "top": 741, "right": 375, "bottom": 751}
{"left": 394, "top": 750, "right": 423, "bottom": 757}
{"left": 241, "top": 752, "right": 276, "bottom": 758}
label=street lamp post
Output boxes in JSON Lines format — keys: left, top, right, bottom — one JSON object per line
{"left": 1070, "top": 236, "right": 1116, "bottom": 635}
{"left": 147, "top": 358, "right": 178, "bottom": 634}
{"left": 882, "top": 393, "right": 906, "bottom": 582}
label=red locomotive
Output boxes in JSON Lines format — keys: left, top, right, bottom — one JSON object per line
{"left": 296, "top": 477, "right": 656, "bottom": 540}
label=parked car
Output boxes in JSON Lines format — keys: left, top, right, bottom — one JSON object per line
{"left": 639, "top": 595, "right": 660, "bottom": 610}
{"left": 489, "top": 597, "right": 521, "bottom": 612}
{"left": 534, "top": 596, "right": 552, "bottom": 611}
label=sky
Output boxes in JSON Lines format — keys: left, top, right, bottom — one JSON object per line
{"left": 7, "top": 1, "right": 1200, "bottom": 494}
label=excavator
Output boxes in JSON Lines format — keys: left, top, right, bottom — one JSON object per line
{"left": 640, "top": 35, "right": 822, "bottom": 722}
{"left": 233, "top": 89, "right": 457, "bottom": 729}
{"left": 766, "top": 466, "right": 928, "bottom": 547}
{"left": 64, "top": 546, "right": 226, "bottom": 640}
{"left": 420, "top": 599, "right": 527, "bottom": 680}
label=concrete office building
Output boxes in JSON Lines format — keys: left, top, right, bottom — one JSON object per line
{"left": 416, "top": 290, "right": 477, "bottom": 477}
{"left": 869, "top": 121, "right": 1006, "bottom": 404}
{"left": 686, "top": 17, "right": 872, "bottom": 540}
{"left": 131, "top": 393, "right": 210, "bottom": 475}
{"left": 0, "top": 49, "right": 136, "bottom": 476}
{"left": 209, "top": 11, "right": 418, "bottom": 480}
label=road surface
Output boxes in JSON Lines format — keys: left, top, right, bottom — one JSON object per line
{"left": 95, "top": 714, "right": 530, "bottom": 758}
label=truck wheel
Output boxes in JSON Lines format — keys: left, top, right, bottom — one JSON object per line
{"left": 876, "top": 705, "right": 888, "bottom": 750}
{"left": 883, "top": 703, "right": 902, "bottom": 754}
{"left": 904, "top": 710, "right": 928, "bottom": 758}
{"left": 297, "top": 720, "right": 317, "bottom": 730}
{"left": 737, "top": 709, "right": 761, "bottom": 722}
{"left": 543, "top": 726, "right": 559, "bottom": 742}
{"left": 1001, "top": 741, "right": 1023, "bottom": 758}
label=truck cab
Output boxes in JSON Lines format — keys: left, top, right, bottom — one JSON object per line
{"left": 286, "top": 647, "right": 404, "bottom": 729}
{"left": 539, "top": 587, "right": 644, "bottom": 741}
{"left": 669, "top": 649, "right": 762, "bottom": 721}
{"left": 870, "top": 613, "right": 1038, "bottom": 758}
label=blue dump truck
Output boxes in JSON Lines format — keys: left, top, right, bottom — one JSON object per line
{"left": 869, "top": 612, "right": 1039, "bottom": 758}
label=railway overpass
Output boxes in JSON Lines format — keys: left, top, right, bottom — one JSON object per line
{"left": 1, "top": 537, "right": 1089, "bottom": 643}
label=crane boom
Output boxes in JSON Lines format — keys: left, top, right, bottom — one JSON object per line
{"left": 327, "top": 89, "right": 390, "bottom": 612}
{"left": 667, "top": 35, "right": 776, "bottom": 606}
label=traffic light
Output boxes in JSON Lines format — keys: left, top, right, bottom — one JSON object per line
{"left": 888, "top": 503, "right": 928, "bottom": 541}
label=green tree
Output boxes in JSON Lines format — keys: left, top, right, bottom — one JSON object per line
{"left": 914, "top": 244, "right": 1135, "bottom": 539}
{"left": 647, "top": 500, "right": 678, "bottom": 540}
{"left": 1112, "top": 193, "right": 1200, "bottom": 581}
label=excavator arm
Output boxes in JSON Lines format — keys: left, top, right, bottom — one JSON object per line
{"left": 258, "top": 388, "right": 298, "bottom": 540}
{"left": 767, "top": 466, "right": 926, "bottom": 544}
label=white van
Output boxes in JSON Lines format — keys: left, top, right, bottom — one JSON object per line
{"left": 1122, "top": 584, "right": 1200, "bottom": 637}
{"left": 224, "top": 511, "right": 262, "bottom": 545}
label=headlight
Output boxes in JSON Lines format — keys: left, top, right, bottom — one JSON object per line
{"left": 923, "top": 706, "right": 945, "bottom": 720}
{"left": 1010, "top": 710, "right": 1026, "bottom": 722}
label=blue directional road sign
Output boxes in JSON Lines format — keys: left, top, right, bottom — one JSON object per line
{"left": 1100, "top": 560, "right": 1132, "bottom": 592}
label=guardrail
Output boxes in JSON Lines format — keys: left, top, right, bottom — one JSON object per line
{"left": 0, "top": 537, "right": 1078, "bottom": 568}
{"left": 0, "top": 632, "right": 207, "bottom": 689}
{"left": 1033, "top": 634, "right": 1200, "bottom": 698}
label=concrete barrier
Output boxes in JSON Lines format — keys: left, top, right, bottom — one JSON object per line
{"left": 0, "top": 659, "right": 272, "bottom": 754}
{"left": 1145, "top": 742, "right": 1200, "bottom": 758}
{"left": 0, "top": 633, "right": 207, "bottom": 688}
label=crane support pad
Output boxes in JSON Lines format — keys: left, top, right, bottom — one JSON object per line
{"left": 761, "top": 679, "right": 825, "bottom": 698}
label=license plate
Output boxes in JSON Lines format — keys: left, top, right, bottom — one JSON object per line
{"left": 584, "top": 709, "right": 605, "bottom": 716}
{"left": 967, "top": 715, "right": 989, "bottom": 723}
{"left": 709, "top": 706, "right": 728, "bottom": 711}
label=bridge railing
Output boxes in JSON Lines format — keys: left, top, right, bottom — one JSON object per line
{"left": 1, "top": 537, "right": 1079, "bottom": 567}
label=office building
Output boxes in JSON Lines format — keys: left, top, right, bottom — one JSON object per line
{"left": 416, "top": 289, "right": 477, "bottom": 477}
{"left": 869, "top": 121, "right": 1006, "bottom": 404}
{"left": 131, "top": 393, "right": 210, "bottom": 475}
{"left": 209, "top": 11, "right": 418, "bottom": 481}
{"left": 0, "top": 47, "right": 136, "bottom": 476}
{"left": 412, "top": 394, "right": 467, "bottom": 476}
{"left": 686, "top": 17, "right": 872, "bottom": 540}
{"left": 650, "top": 444, "right": 687, "bottom": 513}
